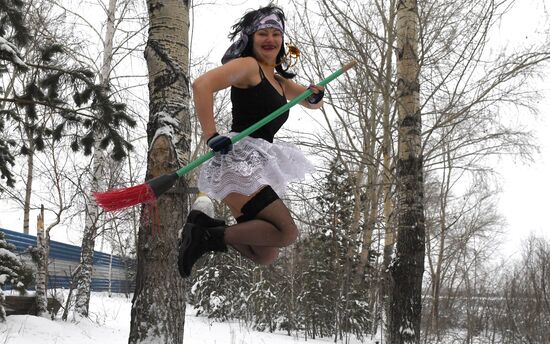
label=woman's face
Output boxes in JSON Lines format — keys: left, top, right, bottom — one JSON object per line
{"left": 252, "top": 28, "right": 283, "bottom": 65}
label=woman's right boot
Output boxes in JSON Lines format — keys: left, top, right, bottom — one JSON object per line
{"left": 177, "top": 210, "right": 227, "bottom": 278}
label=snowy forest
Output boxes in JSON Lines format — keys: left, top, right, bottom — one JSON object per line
{"left": 1, "top": 0, "right": 550, "bottom": 344}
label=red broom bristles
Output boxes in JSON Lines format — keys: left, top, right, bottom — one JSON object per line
{"left": 93, "top": 182, "right": 157, "bottom": 212}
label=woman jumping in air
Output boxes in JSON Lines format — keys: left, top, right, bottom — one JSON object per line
{"left": 178, "top": 4, "right": 324, "bottom": 278}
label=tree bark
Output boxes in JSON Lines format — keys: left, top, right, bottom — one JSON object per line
{"left": 381, "top": 0, "right": 396, "bottom": 273}
{"left": 35, "top": 205, "right": 48, "bottom": 316}
{"left": 387, "top": 1, "right": 426, "bottom": 343}
{"left": 74, "top": 0, "right": 117, "bottom": 317}
{"left": 22, "top": 116, "right": 35, "bottom": 235}
{"left": 128, "top": 0, "right": 190, "bottom": 342}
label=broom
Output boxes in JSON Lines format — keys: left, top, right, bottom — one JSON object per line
{"left": 93, "top": 61, "right": 357, "bottom": 212}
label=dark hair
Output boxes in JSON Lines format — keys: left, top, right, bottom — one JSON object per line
{"left": 229, "top": 4, "right": 296, "bottom": 79}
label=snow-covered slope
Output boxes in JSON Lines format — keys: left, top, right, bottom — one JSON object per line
{"left": 1, "top": 292, "right": 372, "bottom": 344}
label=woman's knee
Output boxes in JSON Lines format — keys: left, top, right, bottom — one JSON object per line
{"left": 253, "top": 247, "right": 279, "bottom": 265}
{"left": 279, "top": 223, "right": 298, "bottom": 247}
{"left": 229, "top": 186, "right": 299, "bottom": 247}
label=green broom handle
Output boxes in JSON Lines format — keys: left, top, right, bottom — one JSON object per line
{"left": 175, "top": 60, "right": 357, "bottom": 178}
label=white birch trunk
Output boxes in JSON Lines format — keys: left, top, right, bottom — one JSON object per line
{"left": 128, "top": 0, "right": 190, "bottom": 342}
{"left": 23, "top": 109, "right": 36, "bottom": 235}
{"left": 388, "top": 0, "right": 426, "bottom": 343}
{"left": 381, "top": 4, "right": 397, "bottom": 334}
{"left": 74, "top": 0, "right": 117, "bottom": 317}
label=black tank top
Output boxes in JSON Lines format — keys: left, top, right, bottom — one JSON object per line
{"left": 230, "top": 65, "right": 289, "bottom": 143}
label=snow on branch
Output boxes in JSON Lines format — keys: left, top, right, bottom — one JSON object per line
{"left": 0, "top": 36, "right": 28, "bottom": 70}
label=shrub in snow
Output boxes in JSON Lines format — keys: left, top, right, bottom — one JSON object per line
{"left": 0, "top": 231, "right": 28, "bottom": 321}
{"left": 189, "top": 252, "right": 253, "bottom": 321}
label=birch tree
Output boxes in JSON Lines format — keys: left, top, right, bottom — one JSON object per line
{"left": 128, "top": 0, "right": 190, "bottom": 342}
{"left": 73, "top": 0, "right": 121, "bottom": 317}
{"left": 27, "top": 123, "right": 83, "bottom": 316}
{"left": 387, "top": 1, "right": 425, "bottom": 343}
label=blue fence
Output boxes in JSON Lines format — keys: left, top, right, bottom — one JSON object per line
{"left": 0, "top": 227, "right": 134, "bottom": 293}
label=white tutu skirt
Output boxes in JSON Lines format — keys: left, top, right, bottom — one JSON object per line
{"left": 198, "top": 133, "right": 315, "bottom": 201}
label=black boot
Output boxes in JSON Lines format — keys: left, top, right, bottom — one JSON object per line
{"left": 186, "top": 209, "right": 226, "bottom": 227}
{"left": 178, "top": 221, "right": 227, "bottom": 278}
{"left": 177, "top": 210, "right": 224, "bottom": 247}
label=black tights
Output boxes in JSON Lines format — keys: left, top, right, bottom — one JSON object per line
{"left": 223, "top": 188, "right": 298, "bottom": 265}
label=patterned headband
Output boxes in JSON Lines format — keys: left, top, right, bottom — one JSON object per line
{"left": 221, "top": 13, "right": 285, "bottom": 64}
{"left": 253, "top": 14, "right": 284, "bottom": 34}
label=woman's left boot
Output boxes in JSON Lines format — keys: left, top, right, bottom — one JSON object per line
{"left": 178, "top": 218, "right": 227, "bottom": 278}
{"left": 186, "top": 209, "right": 226, "bottom": 228}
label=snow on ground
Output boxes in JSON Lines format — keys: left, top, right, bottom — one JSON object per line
{"left": 1, "top": 292, "right": 375, "bottom": 344}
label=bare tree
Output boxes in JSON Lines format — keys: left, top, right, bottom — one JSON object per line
{"left": 20, "top": 123, "right": 82, "bottom": 316}
{"left": 499, "top": 235, "right": 550, "bottom": 343}
{"left": 287, "top": 2, "right": 400, "bottom": 334}
{"left": 417, "top": 1, "right": 549, "bottom": 340}
{"left": 285, "top": 1, "right": 549, "bottom": 342}
{"left": 73, "top": 0, "right": 122, "bottom": 317}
